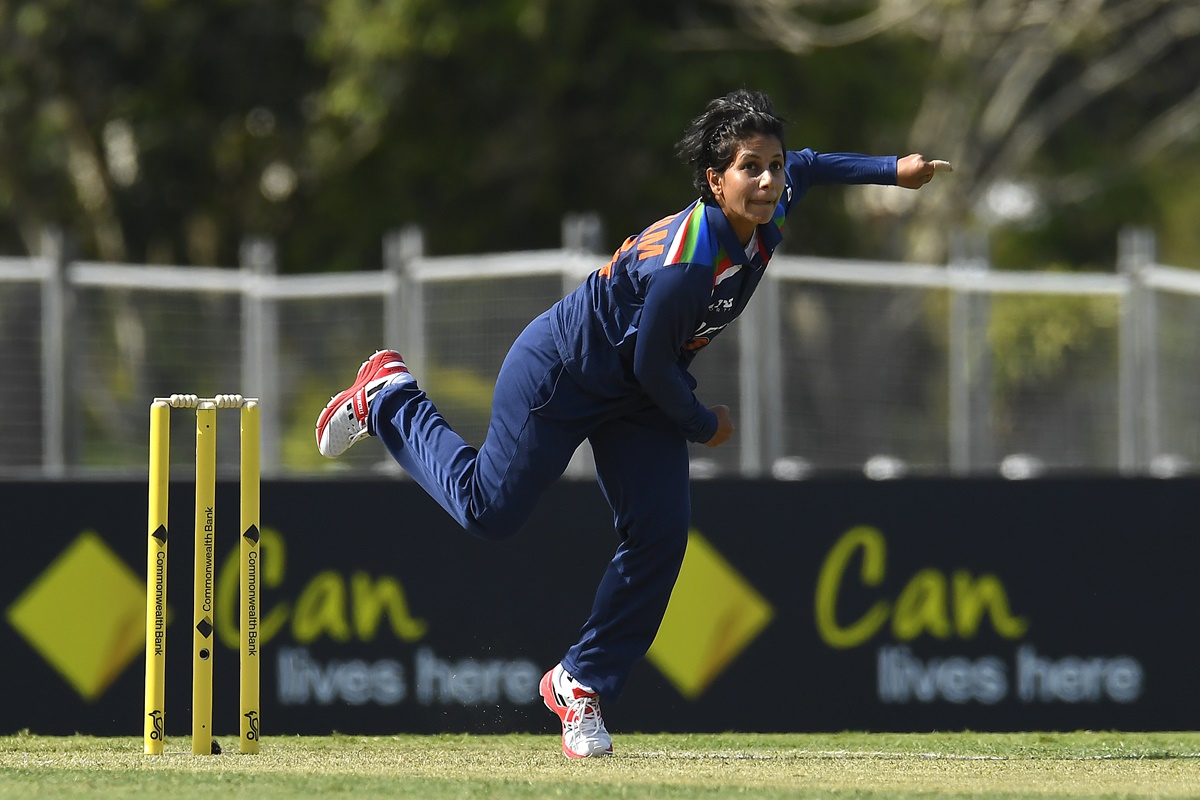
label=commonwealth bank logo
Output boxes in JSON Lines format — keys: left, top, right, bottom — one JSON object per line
{"left": 6, "top": 531, "right": 148, "bottom": 701}
{"left": 647, "top": 530, "right": 774, "bottom": 699}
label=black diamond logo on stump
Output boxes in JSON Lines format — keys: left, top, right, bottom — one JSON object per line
{"left": 151, "top": 525, "right": 167, "bottom": 545}
{"left": 243, "top": 525, "right": 260, "bottom": 545}
{"left": 196, "top": 617, "right": 213, "bottom": 638}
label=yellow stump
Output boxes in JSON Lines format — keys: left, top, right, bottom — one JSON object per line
{"left": 144, "top": 394, "right": 261, "bottom": 756}
{"left": 240, "top": 401, "right": 262, "bottom": 753}
{"left": 192, "top": 402, "right": 216, "bottom": 755}
{"left": 144, "top": 401, "right": 170, "bottom": 755}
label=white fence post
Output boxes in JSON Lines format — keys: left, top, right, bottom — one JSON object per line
{"left": 384, "top": 225, "right": 425, "bottom": 376}
{"left": 948, "top": 229, "right": 993, "bottom": 475}
{"left": 40, "top": 228, "right": 67, "bottom": 477}
{"left": 240, "top": 236, "right": 279, "bottom": 475}
{"left": 1117, "top": 226, "right": 1158, "bottom": 475}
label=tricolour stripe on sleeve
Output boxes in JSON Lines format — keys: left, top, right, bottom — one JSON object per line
{"left": 665, "top": 204, "right": 706, "bottom": 265}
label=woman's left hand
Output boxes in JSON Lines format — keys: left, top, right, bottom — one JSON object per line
{"left": 897, "top": 154, "right": 953, "bottom": 189}
{"left": 704, "top": 405, "right": 734, "bottom": 448}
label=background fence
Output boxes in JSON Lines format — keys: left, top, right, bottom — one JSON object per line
{"left": 1, "top": 220, "right": 1195, "bottom": 481}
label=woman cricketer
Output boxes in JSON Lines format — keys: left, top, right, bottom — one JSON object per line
{"left": 316, "top": 89, "right": 950, "bottom": 758}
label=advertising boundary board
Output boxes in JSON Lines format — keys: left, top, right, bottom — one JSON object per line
{"left": 2, "top": 477, "right": 1196, "bottom": 737}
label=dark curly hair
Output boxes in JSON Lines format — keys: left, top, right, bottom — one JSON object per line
{"left": 675, "top": 90, "right": 787, "bottom": 205}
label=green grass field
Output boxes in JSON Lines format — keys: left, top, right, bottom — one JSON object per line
{"left": 3, "top": 731, "right": 1198, "bottom": 799}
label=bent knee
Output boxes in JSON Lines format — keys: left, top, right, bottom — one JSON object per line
{"left": 465, "top": 514, "right": 524, "bottom": 542}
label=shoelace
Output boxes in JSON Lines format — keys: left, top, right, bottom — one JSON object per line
{"left": 565, "top": 695, "right": 604, "bottom": 738}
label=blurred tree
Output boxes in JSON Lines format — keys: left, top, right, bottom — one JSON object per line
{"left": 295, "top": 0, "right": 921, "bottom": 266}
{"left": 2, "top": 0, "right": 1196, "bottom": 272}
{"left": 0, "top": 0, "right": 325, "bottom": 265}
{"left": 0, "top": 0, "right": 920, "bottom": 268}
{"left": 705, "top": 0, "right": 1200, "bottom": 268}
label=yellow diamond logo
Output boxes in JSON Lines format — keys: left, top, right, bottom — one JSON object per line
{"left": 6, "top": 531, "right": 146, "bottom": 701}
{"left": 647, "top": 530, "right": 774, "bottom": 699}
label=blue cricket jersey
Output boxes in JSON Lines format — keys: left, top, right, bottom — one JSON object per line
{"left": 549, "top": 148, "right": 897, "bottom": 443}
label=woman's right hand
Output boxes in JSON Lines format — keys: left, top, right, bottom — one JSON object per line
{"left": 704, "top": 405, "right": 734, "bottom": 448}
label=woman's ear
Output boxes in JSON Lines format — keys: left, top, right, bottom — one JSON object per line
{"left": 706, "top": 167, "right": 723, "bottom": 203}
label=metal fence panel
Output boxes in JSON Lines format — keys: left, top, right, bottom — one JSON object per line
{"left": 983, "top": 292, "right": 1122, "bottom": 474}
{"left": 276, "top": 293, "right": 391, "bottom": 475}
{"left": 75, "top": 284, "right": 245, "bottom": 474}
{"left": 775, "top": 279, "right": 950, "bottom": 475}
{"left": 420, "top": 274, "right": 565, "bottom": 449}
{"left": 0, "top": 279, "right": 45, "bottom": 471}
{"left": 1150, "top": 288, "right": 1200, "bottom": 473}
{"left": 3, "top": 227, "right": 1198, "bottom": 480}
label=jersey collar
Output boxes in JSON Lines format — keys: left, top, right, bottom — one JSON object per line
{"left": 704, "top": 202, "right": 782, "bottom": 266}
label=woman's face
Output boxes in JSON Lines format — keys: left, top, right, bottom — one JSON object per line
{"left": 707, "top": 134, "right": 785, "bottom": 245}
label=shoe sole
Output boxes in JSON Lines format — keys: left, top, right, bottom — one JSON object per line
{"left": 539, "top": 669, "right": 613, "bottom": 759}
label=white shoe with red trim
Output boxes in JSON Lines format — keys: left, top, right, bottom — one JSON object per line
{"left": 315, "top": 349, "right": 414, "bottom": 458}
{"left": 540, "top": 663, "right": 613, "bottom": 759}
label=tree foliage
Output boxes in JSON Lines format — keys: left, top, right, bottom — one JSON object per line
{"left": 707, "top": 0, "right": 1200, "bottom": 267}
{"left": 1, "top": 0, "right": 1198, "bottom": 271}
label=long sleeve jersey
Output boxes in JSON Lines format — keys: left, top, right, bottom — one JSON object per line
{"left": 549, "top": 148, "right": 897, "bottom": 443}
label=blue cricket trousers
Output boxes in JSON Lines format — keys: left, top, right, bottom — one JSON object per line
{"left": 368, "top": 311, "right": 691, "bottom": 702}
